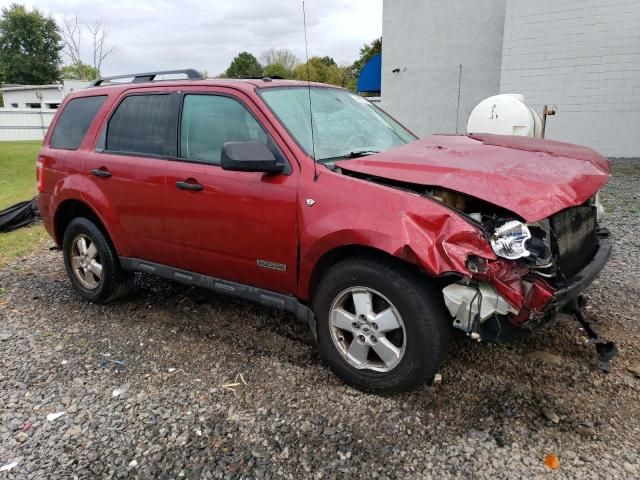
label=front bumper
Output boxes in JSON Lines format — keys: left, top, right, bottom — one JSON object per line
{"left": 476, "top": 233, "right": 611, "bottom": 342}
{"left": 544, "top": 233, "right": 612, "bottom": 314}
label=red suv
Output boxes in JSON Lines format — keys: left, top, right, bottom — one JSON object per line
{"left": 37, "top": 69, "right": 612, "bottom": 393}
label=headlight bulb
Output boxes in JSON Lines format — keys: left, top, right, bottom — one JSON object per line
{"left": 490, "top": 220, "right": 531, "bottom": 260}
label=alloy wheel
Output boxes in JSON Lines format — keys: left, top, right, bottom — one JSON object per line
{"left": 70, "top": 234, "right": 103, "bottom": 289}
{"left": 329, "top": 286, "right": 406, "bottom": 372}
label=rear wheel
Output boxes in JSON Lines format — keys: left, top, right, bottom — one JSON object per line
{"left": 62, "top": 217, "right": 133, "bottom": 303}
{"left": 313, "top": 256, "right": 450, "bottom": 393}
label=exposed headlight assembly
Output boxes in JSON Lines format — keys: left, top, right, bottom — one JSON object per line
{"left": 490, "top": 220, "right": 531, "bottom": 260}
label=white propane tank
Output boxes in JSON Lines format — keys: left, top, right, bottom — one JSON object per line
{"left": 466, "top": 94, "right": 542, "bottom": 137}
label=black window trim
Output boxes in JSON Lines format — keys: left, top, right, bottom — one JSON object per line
{"left": 96, "top": 91, "right": 180, "bottom": 161}
{"left": 49, "top": 94, "right": 108, "bottom": 151}
{"left": 173, "top": 91, "right": 292, "bottom": 175}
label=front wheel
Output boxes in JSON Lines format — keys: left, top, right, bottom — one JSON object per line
{"left": 313, "top": 256, "right": 450, "bottom": 393}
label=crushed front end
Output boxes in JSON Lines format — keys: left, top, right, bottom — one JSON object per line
{"left": 441, "top": 194, "right": 611, "bottom": 343}
{"left": 333, "top": 133, "right": 613, "bottom": 348}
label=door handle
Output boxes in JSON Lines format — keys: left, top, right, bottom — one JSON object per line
{"left": 91, "top": 168, "right": 112, "bottom": 178}
{"left": 176, "top": 180, "right": 203, "bottom": 191}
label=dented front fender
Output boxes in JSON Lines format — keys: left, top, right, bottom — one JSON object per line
{"left": 297, "top": 167, "right": 557, "bottom": 321}
{"left": 297, "top": 169, "right": 496, "bottom": 299}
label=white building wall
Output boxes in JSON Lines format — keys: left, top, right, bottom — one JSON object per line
{"left": 0, "top": 109, "right": 55, "bottom": 141}
{"left": 1, "top": 80, "right": 90, "bottom": 110}
{"left": 63, "top": 79, "right": 91, "bottom": 96}
{"left": 381, "top": 0, "right": 507, "bottom": 136}
{"left": 500, "top": 0, "right": 640, "bottom": 157}
{"left": 0, "top": 80, "right": 90, "bottom": 141}
{"left": 1, "top": 85, "right": 62, "bottom": 109}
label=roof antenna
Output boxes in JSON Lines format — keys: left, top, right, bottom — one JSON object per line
{"left": 455, "top": 63, "right": 463, "bottom": 134}
{"left": 302, "top": 1, "right": 318, "bottom": 181}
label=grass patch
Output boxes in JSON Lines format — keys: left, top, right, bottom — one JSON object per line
{"left": 0, "top": 141, "right": 48, "bottom": 266}
{"left": 0, "top": 140, "right": 41, "bottom": 207}
{"left": 0, "top": 224, "right": 49, "bottom": 265}
{"left": 613, "top": 163, "right": 640, "bottom": 176}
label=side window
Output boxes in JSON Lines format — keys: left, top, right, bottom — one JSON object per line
{"left": 106, "top": 94, "right": 177, "bottom": 157}
{"left": 180, "top": 94, "right": 270, "bottom": 165}
{"left": 50, "top": 96, "right": 107, "bottom": 150}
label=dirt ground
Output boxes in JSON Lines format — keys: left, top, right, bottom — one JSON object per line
{"left": 0, "top": 159, "right": 639, "bottom": 479}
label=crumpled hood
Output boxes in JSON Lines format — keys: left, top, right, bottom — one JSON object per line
{"left": 336, "top": 134, "right": 610, "bottom": 222}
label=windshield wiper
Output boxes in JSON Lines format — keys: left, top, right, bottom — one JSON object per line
{"left": 345, "top": 150, "right": 379, "bottom": 158}
{"left": 318, "top": 150, "right": 380, "bottom": 163}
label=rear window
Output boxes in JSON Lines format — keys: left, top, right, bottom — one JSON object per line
{"left": 49, "top": 96, "right": 107, "bottom": 150}
{"left": 105, "top": 94, "right": 177, "bottom": 157}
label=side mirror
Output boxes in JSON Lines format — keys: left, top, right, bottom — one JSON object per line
{"left": 221, "top": 141, "right": 283, "bottom": 174}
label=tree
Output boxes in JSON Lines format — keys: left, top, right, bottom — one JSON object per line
{"left": 0, "top": 4, "right": 62, "bottom": 84}
{"left": 224, "top": 52, "right": 262, "bottom": 78}
{"left": 348, "top": 37, "right": 382, "bottom": 90}
{"left": 60, "top": 15, "right": 115, "bottom": 78}
{"left": 319, "top": 56, "right": 337, "bottom": 67}
{"left": 260, "top": 48, "right": 298, "bottom": 79}
{"left": 87, "top": 21, "right": 114, "bottom": 74}
{"left": 352, "top": 37, "right": 381, "bottom": 74}
{"left": 293, "top": 56, "right": 352, "bottom": 88}
{"left": 260, "top": 48, "right": 298, "bottom": 71}
{"left": 263, "top": 63, "right": 294, "bottom": 79}
{"left": 60, "top": 62, "right": 98, "bottom": 80}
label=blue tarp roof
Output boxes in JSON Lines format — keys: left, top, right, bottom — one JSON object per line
{"left": 356, "top": 53, "right": 381, "bottom": 93}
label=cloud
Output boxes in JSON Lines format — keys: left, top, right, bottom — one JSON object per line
{"left": 8, "top": 0, "right": 382, "bottom": 76}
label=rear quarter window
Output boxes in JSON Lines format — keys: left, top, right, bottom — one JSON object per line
{"left": 49, "top": 96, "right": 107, "bottom": 150}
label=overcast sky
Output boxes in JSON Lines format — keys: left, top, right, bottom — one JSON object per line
{"left": 6, "top": 0, "right": 382, "bottom": 76}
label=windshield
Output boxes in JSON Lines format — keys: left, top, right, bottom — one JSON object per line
{"left": 259, "top": 87, "right": 417, "bottom": 162}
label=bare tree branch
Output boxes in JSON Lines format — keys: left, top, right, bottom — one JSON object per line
{"left": 260, "top": 48, "right": 299, "bottom": 71}
{"left": 60, "top": 15, "right": 82, "bottom": 66}
{"left": 87, "top": 21, "right": 115, "bottom": 74}
{"left": 59, "top": 15, "right": 116, "bottom": 77}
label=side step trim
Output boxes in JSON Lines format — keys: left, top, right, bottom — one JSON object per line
{"left": 119, "top": 257, "right": 316, "bottom": 338}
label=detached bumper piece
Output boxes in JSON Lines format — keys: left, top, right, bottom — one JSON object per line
{"left": 563, "top": 296, "right": 618, "bottom": 372}
{"left": 551, "top": 232, "right": 617, "bottom": 372}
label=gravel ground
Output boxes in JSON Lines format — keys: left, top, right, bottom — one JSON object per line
{"left": 1, "top": 160, "right": 639, "bottom": 479}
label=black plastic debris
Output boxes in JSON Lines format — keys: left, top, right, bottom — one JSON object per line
{"left": 0, "top": 198, "right": 39, "bottom": 233}
{"left": 564, "top": 296, "right": 618, "bottom": 372}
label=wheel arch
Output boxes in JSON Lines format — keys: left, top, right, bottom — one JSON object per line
{"left": 53, "top": 199, "right": 118, "bottom": 253}
{"left": 306, "top": 244, "right": 429, "bottom": 303}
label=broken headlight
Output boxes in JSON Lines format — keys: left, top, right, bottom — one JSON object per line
{"left": 490, "top": 220, "right": 531, "bottom": 260}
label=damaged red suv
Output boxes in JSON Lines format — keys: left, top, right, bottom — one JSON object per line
{"left": 37, "top": 70, "right": 612, "bottom": 393}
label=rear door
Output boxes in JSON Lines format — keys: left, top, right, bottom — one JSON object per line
{"left": 84, "top": 91, "right": 178, "bottom": 264}
{"left": 38, "top": 94, "right": 109, "bottom": 235}
{"left": 162, "top": 88, "right": 299, "bottom": 294}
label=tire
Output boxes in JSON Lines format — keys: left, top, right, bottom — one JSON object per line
{"left": 62, "top": 217, "right": 133, "bottom": 304}
{"left": 313, "top": 256, "right": 450, "bottom": 394}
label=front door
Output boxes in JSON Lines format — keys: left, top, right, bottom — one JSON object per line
{"left": 162, "top": 90, "right": 299, "bottom": 294}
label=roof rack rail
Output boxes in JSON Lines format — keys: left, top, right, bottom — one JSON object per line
{"left": 239, "top": 76, "right": 285, "bottom": 80}
{"left": 89, "top": 69, "right": 204, "bottom": 87}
